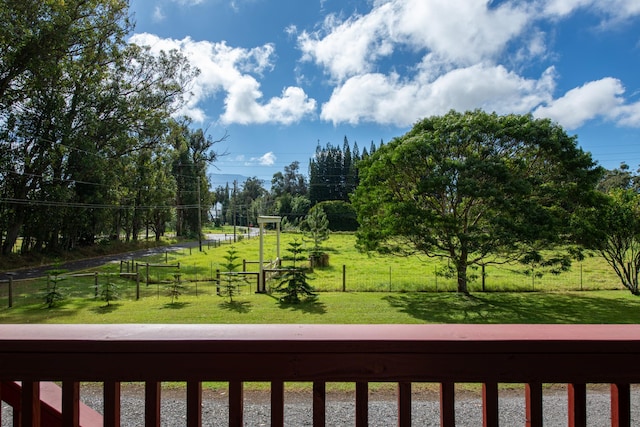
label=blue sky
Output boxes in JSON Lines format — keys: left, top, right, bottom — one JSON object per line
{"left": 127, "top": 0, "right": 640, "bottom": 187}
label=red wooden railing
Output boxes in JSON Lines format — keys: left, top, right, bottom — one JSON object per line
{"left": 1, "top": 324, "right": 639, "bottom": 426}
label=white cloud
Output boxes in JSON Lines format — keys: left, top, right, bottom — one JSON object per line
{"left": 615, "top": 102, "right": 640, "bottom": 127}
{"left": 543, "top": 0, "right": 640, "bottom": 21}
{"left": 247, "top": 152, "right": 276, "bottom": 166}
{"left": 298, "top": 0, "right": 533, "bottom": 81}
{"left": 129, "top": 33, "right": 316, "bottom": 125}
{"left": 299, "top": 0, "right": 640, "bottom": 130}
{"left": 152, "top": 6, "right": 165, "bottom": 22}
{"left": 321, "top": 64, "right": 556, "bottom": 126}
{"left": 533, "top": 78, "right": 626, "bottom": 129}
{"left": 170, "top": 0, "right": 205, "bottom": 5}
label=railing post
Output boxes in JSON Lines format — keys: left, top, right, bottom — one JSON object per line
{"left": 440, "top": 382, "right": 455, "bottom": 427}
{"left": 229, "top": 381, "right": 243, "bottom": 427}
{"left": 313, "top": 381, "right": 326, "bottom": 426}
{"left": 271, "top": 381, "right": 284, "bottom": 427}
{"left": 62, "top": 381, "right": 80, "bottom": 427}
{"left": 104, "top": 381, "right": 121, "bottom": 427}
{"left": 21, "top": 380, "right": 41, "bottom": 427}
{"left": 525, "top": 382, "right": 543, "bottom": 427}
{"left": 145, "top": 381, "right": 161, "bottom": 427}
{"left": 568, "top": 383, "right": 586, "bottom": 427}
{"left": 611, "top": 383, "right": 631, "bottom": 427}
{"left": 482, "top": 382, "right": 498, "bottom": 427}
{"left": 186, "top": 381, "right": 202, "bottom": 427}
{"left": 397, "top": 382, "right": 411, "bottom": 427}
{"left": 356, "top": 382, "right": 368, "bottom": 427}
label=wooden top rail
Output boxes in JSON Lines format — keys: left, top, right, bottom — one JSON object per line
{"left": 1, "top": 324, "right": 640, "bottom": 384}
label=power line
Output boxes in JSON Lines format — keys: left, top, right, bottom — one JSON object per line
{"left": 0, "top": 197, "right": 202, "bottom": 210}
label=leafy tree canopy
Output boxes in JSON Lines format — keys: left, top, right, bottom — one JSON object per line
{"left": 574, "top": 188, "right": 640, "bottom": 295}
{"left": 352, "top": 110, "right": 602, "bottom": 294}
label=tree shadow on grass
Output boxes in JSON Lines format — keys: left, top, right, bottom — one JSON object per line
{"left": 9, "top": 299, "right": 94, "bottom": 322}
{"left": 277, "top": 297, "right": 327, "bottom": 314}
{"left": 161, "top": 301, "right": 191, "bottom": 310}
{"left": 383, "top": 291, "right": 640, "bottom": 323}
{"left": 91, "top": 303, "right": 122, "bottom": 314}
{"left": 218, "top": 300, "right": 252, "bottom": 313}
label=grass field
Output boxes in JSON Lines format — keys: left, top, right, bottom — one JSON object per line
{"left": 0, "top": 232, "right": 636, "bottom": 396}
{"left": 0, "top": 230, "right": 636, "bottom": 324}
{"left": 0, "top": 231, "right": 631, "bottom": 322}
{"left": 1, "top": 290, "right": 639, "bottom": 324}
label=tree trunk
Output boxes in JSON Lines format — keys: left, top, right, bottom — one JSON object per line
{"left": 2, "top": 211, "right": 24, "bottom": 255}
{"left": 456, "top": 260, "right": 469, "bottom": 294}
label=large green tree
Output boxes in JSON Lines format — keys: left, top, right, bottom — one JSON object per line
{"left": 574, "top": 190, "right": 640, "bottom": 295}
{"left": 352, "top": 110, "right": 602, "bottom": 294}
{"left": 0, "top": 0, "right": 198, "bottom": 254}
{"left": 308, "top": 138, "right": 363, "bottom": 204}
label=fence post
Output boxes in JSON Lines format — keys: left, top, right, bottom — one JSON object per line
{"left": 194, "top": 263, "right": 198, "bottom": 297}
{"left": 580, "top": 263, "right": 583, "bottom": 291}
{"left": 342, "top": 265, "right": 346, "bottom": 292}
{"left": 216, "top": 270, "right": 220, "bottom": 295}
{"left": 7, "top": 275, "right": 14, "bottom": 308}
{"left": 136, "top": 271, "right": 140, "bottom": 301}
{"left": 146, "top": 263, "right": 150, "bottom": 286}
{"left": 94, "top": 272, "right": 99, "bottom": 298}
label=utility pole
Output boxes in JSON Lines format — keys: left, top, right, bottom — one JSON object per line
{"left": 197, "top": 180, "right": 202, "bottom": 252}
{"left": 233, "top": 180, "right": 237, "bottom": 243}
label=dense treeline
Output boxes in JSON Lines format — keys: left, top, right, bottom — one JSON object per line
{"left": 213, "top": 137, "right": 376, "bottom": 231}
{"left": 0, "top": 1, "right": 384, "bottom": 256}
{"left": 0, "top": 1, "right": 222, "bottom": 254}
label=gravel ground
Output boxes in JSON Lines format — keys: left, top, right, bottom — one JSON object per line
{"left": 4, "top": 385, "right": 639, "bottom": 426}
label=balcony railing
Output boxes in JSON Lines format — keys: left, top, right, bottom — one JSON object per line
{"left": 1, "top": 324, "right": 639, "bottom": 426}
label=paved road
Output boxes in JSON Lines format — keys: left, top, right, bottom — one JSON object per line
{"left": 0, "top": 232, "right": 256, "bottom": 281}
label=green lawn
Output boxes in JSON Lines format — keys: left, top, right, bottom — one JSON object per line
{"left": 1, "top": 233, "right": 637, "bottom": 395}
{"left": 1, "top": 290, "right": 638, "bottom": 324}
{"left": 68, "top": 231, "right": 623, "bottom": 292}
{"left": 0, "top": 231, "right": 633, "bottom": 323}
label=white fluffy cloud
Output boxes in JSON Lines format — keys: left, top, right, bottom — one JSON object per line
{"left": 129, "top": 33, "right": 316, "bottom": 125}
{"left": 137, "top": 0, "right": 640, "bottom": 130}
{"left": 299, "top": 0, "right": 640, "bottom": 128}
{"left": 321, "top": 65, "right": 556, "bottom": 126}
{"left": 298, "top": 0, "right": 532, "bottom": 82}
{"left": 533, "top": 78, "right": 625, "bottom": 129}
{"left": 246, "top": 152, "right": 277, "bottom": 166}
{"left": 543, "top": 0, "right": 640, "bottom": 20}
{"left": 534, "top": 78, "right": 640, "bottom": 129}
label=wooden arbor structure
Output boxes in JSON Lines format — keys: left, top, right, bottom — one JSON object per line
{"left": 257, "top": 215, "right": 281, "bottom": 293}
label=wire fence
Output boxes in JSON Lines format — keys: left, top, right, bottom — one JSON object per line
{"left": 305, "top": 262, "right": 622, "bottom": 293}
{"left": 0, "top": 258, "right": 624, "bottom": 309}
